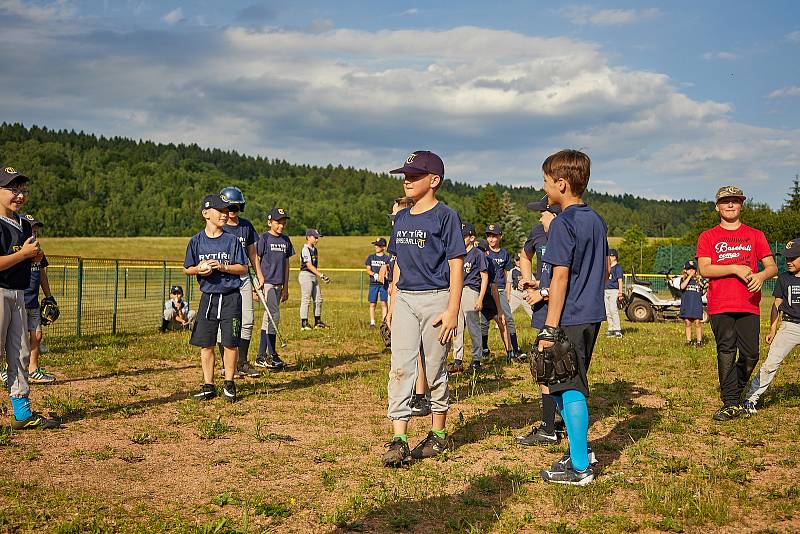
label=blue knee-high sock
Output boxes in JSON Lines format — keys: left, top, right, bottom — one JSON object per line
{"left": 11, "top": 396, "right": 33, "bottom": 421}
{"left": 267, "top": 333, "right": 277, "bottom": 355}
{"left": 258, "top": 329, "right": 268, "bottom": 355}
{"left": 559, "top": 390, "right": 590, "bottom": 471}
{"left": 510, "top": 333, "right": 520, "bottom": 352}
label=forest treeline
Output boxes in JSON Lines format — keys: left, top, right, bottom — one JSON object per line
{"left": 2, "top": 123, "right": 796, "bottom": 252}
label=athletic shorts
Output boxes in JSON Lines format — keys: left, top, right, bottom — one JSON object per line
{"left": 26, "top": 307, "right": 41, "bottom": 332}
{"left": 368, "top": 284, "right": 389, "bottom": 303}
{"left": 190, "top": 292, "right": 242, "bottom": 348}
{"left": 480, "top": 292, "right": 498, "bottom": 321}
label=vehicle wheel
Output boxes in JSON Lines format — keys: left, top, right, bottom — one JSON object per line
{"left": 626, "top": 299, "right": 655, "bottom": 322}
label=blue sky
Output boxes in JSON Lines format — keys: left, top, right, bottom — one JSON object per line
{"left": 1, "top": 1, "right": 799, "bottom": 206}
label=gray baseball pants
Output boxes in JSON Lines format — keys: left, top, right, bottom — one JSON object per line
{"left": 604, "top": 289, "right": 622, "bottom": 332}
{"left": 388, "top": 289, "right": 451, "bottom": 421}
{"left": 509, "top": 289, "right": 533, "bottom": 319}
{"left": 298, "top": 271, "right": 322, "bottom": 320}
{"left": 746, "top": 321, "right": 800, "bottom": 405}
{"left": 1, "top": 289, "right": 31, "bottom": 398}
{"left": 454, "top": 286, "right": 483, "bottom": 363}
{"left": 260, "top": 283, "right": 281, "bottom": 334}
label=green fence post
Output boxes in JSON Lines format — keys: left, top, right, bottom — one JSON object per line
{"left": 124, "top": 267, "right": 128, "bottom": 299}
{"left": 76, "top": 258, "right": 83, "bottom": 337}
{"left": 144, "top": 267, "right": 148, "bottom": 298}
{"left": 162, "top": 261, "right": 167, "bottom": 300}
{"left": 669, "top": 244, "right": 673, "bottom": 271}
{"left": 62, "top": 265, "right": 66, "bottom": 296}
{"left": 359, "top": 271, "right": 364, "bottom": 304}
{"left": 112, "top": 260, "right": 119, "bottom": 335}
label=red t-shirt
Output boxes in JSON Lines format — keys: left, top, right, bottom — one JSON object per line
{"left": 696, "top": 223, "right": 772, "bottom": 314}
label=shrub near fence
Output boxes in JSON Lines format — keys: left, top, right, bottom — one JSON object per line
{"left": 44, "top": 256, "right": 369, "bottom": 338}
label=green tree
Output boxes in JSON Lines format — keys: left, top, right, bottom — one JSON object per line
{"left": 475, "top": 185, "right": 502, "bottom": 235}
{"left": 784, "top": 175, "right": 800, "bottom": 211}
{"left": 617, "top": 224, "right": 657, "bottom": 273}
{"left": 499, "top": 191, "right": 525, "bottom": 253}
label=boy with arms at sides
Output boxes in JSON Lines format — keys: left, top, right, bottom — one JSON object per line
{"left": 382, "top": 151, "right": 465, "bottom": 467}
{"left": 365, "top": 238, "right": 390, "bottom": 327}
{"left": 298, "top": 228, "right": 329, "bottom": 330}
{"left": 0, "top": 167, "right": 58, "bottom": 429}
{"left": 254, "top": 208, "right": 294, "bottom": 370}
{"left": 476, "top": 239, "right": 513, "bottom": 361}
{"left": 184, "top": 194, "right": 249, "bottom": 402}
{"left": 483, "top": 224, "right": 522, "bottom": 359}
{"left": 604, "top": 249, "right": 624, "bottom": 338}
{"left": 218, "top": 186, "right": 262, "bottom": 378}
{"left": 448, "top": 223, "right": 489, "bottom": 374}
{"left": 697, "top": 186, "right": 776, "bottom": 421}
{"left": 535, "top": 150, "right": 608, "bottom": 485}
{"left": 743, "top": 239, "right": 800, "bottom": 414}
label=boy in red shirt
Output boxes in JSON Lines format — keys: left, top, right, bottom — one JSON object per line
{"left": 697, "top": 186, "right": 777, "bottom": 421}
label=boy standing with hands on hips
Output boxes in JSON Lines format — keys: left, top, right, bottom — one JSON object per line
{"left": 382, "top": 151, "right": 465, "bottom": 467}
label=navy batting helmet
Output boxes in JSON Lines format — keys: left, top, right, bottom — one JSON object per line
{"left": 219, "top": 186, "right": 245, "bottom": 211}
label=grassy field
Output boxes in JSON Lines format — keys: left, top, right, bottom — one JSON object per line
{"left": 0, "top": 292, "right": 798, "bottom": 533}
{"left": 37, "top": 236, "right": 644, "bottom": 267}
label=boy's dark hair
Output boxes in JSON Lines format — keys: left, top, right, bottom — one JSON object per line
{"left": 394, "top": 196, "right": 416, "bottom": 209}
{"left": 542, "top": 149, "right": 591, "bottom": 197}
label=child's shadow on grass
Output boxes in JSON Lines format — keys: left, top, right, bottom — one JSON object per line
{"left": 57, "top": 364, "right": 196, "bottom": 385}
{"left": 331, "top": 473, "right": 515, "bottom": 533}
{"left": 758, "top": 382, "right": 800, "bottom": 409}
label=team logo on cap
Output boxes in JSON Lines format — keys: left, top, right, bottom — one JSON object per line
{"left": 4, "top": 167, "right": 16, "bottom": 174}
{"left": 25, "top": 214, "right": 34, "bottom": 220}
{"left": 406, "top": 153, "right": 417, "bottom": 164}
{"left": 278, "top": 208, "right": 285, "bottom": 215}
{"left": 788, "top": 241, "right": 794, "bottom": 250}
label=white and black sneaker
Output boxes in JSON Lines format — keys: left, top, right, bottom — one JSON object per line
{"left": 742, "top": 400, "right": 758, "bottom": 415}
{"left": 270, "top": 353, "right": 286, "bottom": 369}
{"left": 550, "top": 448, "right": 598, "bottom": 471}
{"left": 409, "top": 395, "right": 431, "bottom": 417}
{"left": 222, "top": 380, "right": 237, "bottom": 403}
{"left": 540, "top": 465, "right": 594, "bottom": 486}
{"left": 255, "top": 353, "right": 284, "bottom": 370}
{"left": 516, "top": 426, "right": 559, "bottom": 446}
{"left": 193, "top": 383, "right": 216, "bottom": 401}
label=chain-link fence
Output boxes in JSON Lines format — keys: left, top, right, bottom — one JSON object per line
{"left": 44, "top": 256, "right": 370, "bottom": 338}
{"left": 652, "top": 243, "right": 788, "bottom": 274}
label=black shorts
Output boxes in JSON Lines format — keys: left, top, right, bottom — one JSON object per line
{"left": 481, "top": 292, "right": 498, "bottom": 321}
{"left": 547, "top": 322, "right": 600, "bottom": 397}
{"left": 190, "top": 292, "right": 242, "bottom": 348}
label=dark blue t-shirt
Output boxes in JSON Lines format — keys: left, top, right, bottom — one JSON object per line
{"left": 184, "top": 231, "right": 247, "bottom": 294}
{"left": 679, "top": 278, "right": 704, "bottom": 319}
{"left": 300, "top": 244, "right": 318, "bottom": 272}
{"left": 525, "top": 224, "right": 550, "bottom": 329}
{"left": 511, "top": 266, "right": 522, "bottom": 290}
{"left": 533, "top": 265, "right": 552, "bottom": 329}
{"left": 388, "top": 203, "right": 466, "bottom": 291}
{"left": 774, "top": 272, "right": 800, "bottom": 321}
{"left": 365, "top": 253, "right": 391, "bottom": 286}
{"left": 25, "top": 254, "right": 49, "bottom": 309}
{"left": 0, "top": 215, "right": 34, "bottom": 290}
{"left": 541, "top": 204, "right": 608, "bottom": 326}
{"left": 222, "top": 218, "right": 258, "bottom": 250}
{"left": 256, "top": 232, "right": 295, "bottom": 285}
{"left": 463, "top": 246, "right": 488, "bottom": 292}
{"left": 606, "top": 264, "right": 624, "bottom": 290}
{"left": 488, "top": 248, "right": 513, "bottom": 289}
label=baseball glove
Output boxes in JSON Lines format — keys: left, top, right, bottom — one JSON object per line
{"left": 321, "top": 274, "right": 331, "bottom": 284}
{"left": 379, "top": 319, "right": 391, "bottom": 348}
{"left": 617, "top": 293, "right": 629, "bottom": 310}
{"left": 40, "top": 296, "right": 60, "bottom": 326}
{"left": 529, "top": 326, "right": 578, "bottom": 386}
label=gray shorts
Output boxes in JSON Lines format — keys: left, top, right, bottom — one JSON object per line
{"left": 27, "top": 307, "right": 41, "bottom": 332}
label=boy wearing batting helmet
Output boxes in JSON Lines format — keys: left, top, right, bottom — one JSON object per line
{"left": 382, "top": 150, "right": 465, "bottom": 467}
{"left": 0, "top": 167, "right": 58, "bottom": 429}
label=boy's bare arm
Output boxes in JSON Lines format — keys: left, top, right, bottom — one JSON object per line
{"left": 747, "top": 256, "right": 778, "bottom": 292}
{"left": 543, "top": 265, "right": 569, "bottom": 328}
{"left": 437, "top": 257, "right": 464, "bottom": 344}
{"left": 519, "top": 249, "right": 536, "bottom": 289}
{"left": 477, "top": 271, "right": 488, "bottom": 303}
{"left": 386, "top": 262, "right": 400, "bottom": 327}
{"left": 40, "top": 267, "right": 52, "bottom": 297}
{"left": 697, "top": 257, "right": 751, "bottom": 281}
{"left": 0, "top": 237, "right": 40, "bottom": 271}
{"left": 222, "top": 263, "right": 248, "bottom": 276}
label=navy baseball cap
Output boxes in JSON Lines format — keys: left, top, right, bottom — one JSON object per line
{"left": 170, "top": 285, "right": 183, "bottom": 294}
{"left": 305, "top": 228, "right": 321, "bottom": 238}
{"left": 372, "top": 237, "right": 387, "bottom": 247}
{"left": 390, "top": 151, "right": 445, "bottom": 177}
{"left": 201, "top": 194, "right": 236, "bottom": 211}
{"left": 684, "top": 260, "right": 697, "bottom": 270}
{"left": 23, "top": 214, "right": 43, "bottom": 227}
{"left": 526, "top": 195, "right": 562, "bottom": 215}
{"left": 486, "top": 223, "right": 502, "bottom": 235}
{"left": 268, "top": 207, "right": 290, "bottom": 221}
{"left": 783, "top": 239, "right": 800, "bottom": 258}
{"left": 608, "top": 249, "right": 618, "bottom": 258}
{"left": 461, "top": 223, "right": 476, "bottom": 237}
{"left": 0, "top": 166, "right": 29, "bottom": 187}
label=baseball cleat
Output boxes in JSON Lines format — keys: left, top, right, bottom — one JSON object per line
{"left": 11, "top": 412, "right": 60, "bottom": 430}
{"left": 516, "top": 426, "right": 559, "bottom": 446}
{"left": 382, "top": 437, "right": 412, "bottom": 467}
{"left": 237, "top": 362, "right": 262, "bottom": 378}
{"left": 410, "top": 431, "right": 449, "bottom": 460}
{"left": 713, "top": 404, "right": 745, "bottom": 421}
{"left": 193, "top": 383, "right": 216, "bottom": 401}
{"left": 314, "top": 321, "right": 328, "bottom": 329}
{"left": 540, "top": 465, "right": 594, "bottom": 486}
{"left": 549, "top": 448, "right": 598, "bottom": 471}
{"left": 222, "top": 380, "right": 237, "bottom": 403}
{"left": 447, "top": 360, "right": 464, "bottom": 374}
{"left": 409, "top": 395, "right": 431, "bottom": 417}
{"left": 29, "top": 368, "right": 56, "bottom": 384}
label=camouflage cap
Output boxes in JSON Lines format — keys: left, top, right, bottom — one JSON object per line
{"left": 715, "top": 185, "right": 746, "bottom": 202}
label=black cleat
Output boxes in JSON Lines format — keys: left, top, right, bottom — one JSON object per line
{"left": 409, "top": 396, "right": 431, "bottom": 418}
{"left": 222, "top": 380, "right": 237, "bottom": 403}
{"left": 516, "top": 426, "right": 559, "bottom": 446}
{"left": 193, "top": 383, "right": 216, "bottom": 401}
{"left": 382, "top": 437, "right": 412, "bottom": 467}
{"left": 410, "top": 431, "right": 449, "bottom": 460}
{"left": 713, "top": 404, "right": 744, "bottom": 421}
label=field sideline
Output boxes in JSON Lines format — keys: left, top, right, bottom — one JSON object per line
{"left": 0, "top": 297, "right": 797, "bottom": 533}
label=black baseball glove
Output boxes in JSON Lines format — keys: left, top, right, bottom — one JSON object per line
{"left": 380, "top": 319, "right": 391, "bottom": 348}
{"left": 529, "top": 326, "right": 578, "bottom": 385}
{"left": 40, "top": 296, "right": 60, "bottom": 326}
{"left": 617, "top": 293, "right": 629, "bottom": 310}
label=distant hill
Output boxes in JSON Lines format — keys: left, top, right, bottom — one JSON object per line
{"left": 1, "top": 122, "right": 711, "bottom": 237}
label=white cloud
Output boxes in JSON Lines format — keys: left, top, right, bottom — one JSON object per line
{"left": 702, "top": 51, "right": 740, "bottom": 60}
{"left": 402, "top": 8, "right": 418, "bottom": 16}
{"left": 768, "top": 86, "right": 800, "bottom": 98}
{"left": 787, "top": 30, "right": 800, "bottom": 43}
{"left": 0, "top": 0, "right": 73, "bottom": 22}
{"left": 0, "top": 21, "right": 797, "bottom": 206}
{"left": 560, "top": 6, "right": 661, "bottom": 26}
{"left": 161, "top": 7, "right": 182, "bottom": 25}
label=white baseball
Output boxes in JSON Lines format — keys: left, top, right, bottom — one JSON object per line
{"left": 198, "top": 261, "right": 211, "bottom": 272}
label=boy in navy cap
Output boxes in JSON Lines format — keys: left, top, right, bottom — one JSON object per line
{"left": 255, "top": 207, "right": 294, "bottom": 369}
{"left": 0, "top": 167, "right": 58, "bottom": 429}
{"left": 299, "top": 228, "right": 329, "bottom": 330}
{"left": 184, "top": 194, "right": 249, "bottom": 402}
{"left": 484, "top": 223, "right": 523, "bottom": 359}
{"left": 604, "top": 249, "right": 624, "bottom": 337}
{"left": 743, "top": 238, "right": 800, "bottom": 413}
{"left": 365, "top": 238, "right": 390, "bottom": 327}
{"left": 535, "top": 150, "right": 608, "bottom": 485}
{"left": 23, "top": 214, "right": 57, "bottom": 384}
{"left": 382, "top": 151, "right": 466, "bottom": 466}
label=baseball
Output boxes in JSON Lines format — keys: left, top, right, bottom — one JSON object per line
{"left": 198, "top": 261, "right": 211, "bottom": 272}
